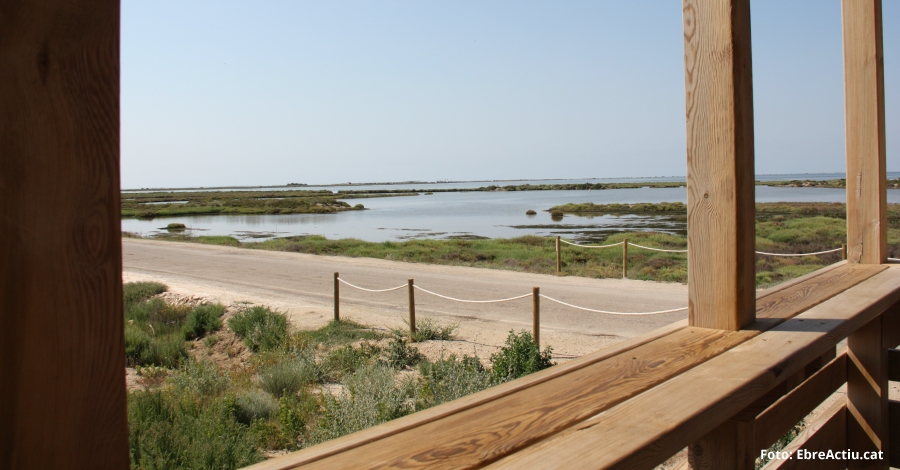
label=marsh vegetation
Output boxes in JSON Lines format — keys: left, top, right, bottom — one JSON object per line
{"left": 124, "top": 282, "right": 553, "bottom": 469}
{"left": 122, "top": 189, "right": 368, "bottom": 219}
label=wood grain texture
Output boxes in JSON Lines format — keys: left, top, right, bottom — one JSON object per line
{"left": 683, "top": 0, "right": 756, "bottom": 330}
{"left": 847, "top": 316, "right": 889, "bottom": 468}
{"left": 889, "top": 400, "right": 899, "bottom": 468}
{"left": 0, "top": 1, "right": 127, "bottom": 468}
{"left": 764, "top": 400, "right": 847, "bottom": 470}
{"left": 842, "top": 0, "right": 887, "bottom": 264}
{"left": 250, "top": 265, "right": 885, "bottom": 470}
{"left": 754, "top": 353, "right": 847, "bottom": 451}
{"left": 485, "top": 267, "right": 900, "bottom": 470}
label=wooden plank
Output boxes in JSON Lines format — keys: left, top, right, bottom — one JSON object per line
{"left": 888, "top": 349, "right": 900, "bottom": 382}
{"left": 249, "top": 264, "right": 886, "bottom": 470}
{"left": 485, "top": 267, "right": 900, "bottom": 470}
{"left": 0, "top": 1, "right": 127, "bottom": 468}
{"left": 847, "top": 315, "right": 889, "bottom": 468}
{"left": 890, "top": 400, "right": 899, "bottom": 468}
{"left": 754, "top": 353, "right": 847, "bottom": 450}
{"left": 684, "top": 0, "right": 756, "bottom": 331}
{"left": 843, "top": 0, "right": 887, "bottom": 264}
{"left": 763, "top": 400, "right": 847, "bottom": 470}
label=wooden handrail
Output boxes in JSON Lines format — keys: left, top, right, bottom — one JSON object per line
{"left": 245, "top": 264, "right": 900, "bottom": 470}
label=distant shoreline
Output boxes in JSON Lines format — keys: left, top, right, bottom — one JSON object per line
{"left": 122, "top": 172, "right": 893, "bottom": 192}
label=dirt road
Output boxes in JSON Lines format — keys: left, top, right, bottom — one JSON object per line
{"left": 123, "top": 238, "right": 688, "bottom": 358}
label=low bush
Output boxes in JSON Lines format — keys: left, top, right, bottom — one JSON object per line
{"left": 417, "top": 355, "right": 491, "bottom": 408}
{"left": 297, "top": 319, "right": 383, "bottom": 346}
{"left": 258, "top": 357, "right": 318, "bottom": 397}
{"left": 170, "top": 360, "right": 229, "bottom": 397}
{"left": 183, "top": 304, "right": 224, "bottom": 340}
{"left": 384, "top": 335, "right": 423, "bottom": 369}
{"left": 228, "top": 306, "right": 288, "bottom": 352}
{"left": 124, "top": 281, "right": 167, "bottom": 306}
{"left": 234, "top": 390, "right": 279, "bottom": 425}
{"left": 319, "top": 343, "right": 381, "bottom": 382}
{"left": 405, "top": 317, "right": 458, "bottom": 342}
{"left": 490, "top": 331, "right": 554, "bottom": 382}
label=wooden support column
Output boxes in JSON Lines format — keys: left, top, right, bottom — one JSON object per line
{"left": 843, "top": 0, "right": 887, "bottom": 265}
{"left": 683, "top": 0, "right": 756, "bottom": 331}
{"left": 0, "top": 1, "right": 128, "bottom": 468}
{"left": 846, "top": 315, "right": 889, "bottom": 469}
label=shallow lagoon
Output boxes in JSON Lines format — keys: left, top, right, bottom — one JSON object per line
{"left": 121, "top": 185, "right": 900, "bottom": 243}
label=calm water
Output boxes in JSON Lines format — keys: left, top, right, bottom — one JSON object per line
{"left": 121, "top": 182, "right": 900, "bottom": 243}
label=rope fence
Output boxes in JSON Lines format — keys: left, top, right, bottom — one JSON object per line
{"left": 555, "top": 235, "right": 850, "bottom": 278}
{"left": 332, "top": 272, "right": 689, "bottom": 348}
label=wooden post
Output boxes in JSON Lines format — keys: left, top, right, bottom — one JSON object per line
{"left": 532, "top": 287, "right": 540, "bottom": 349}
{"left": 334, "top": 272, "right": 340, "bottom": 321}
{"left": 0, "top": 0, "right": 129, "bottom": 466}
{"left": 843, "top": 0, "right": 887, "bottom": 265}
{"left": 555, "top": 236, "right": 562, "bottom": 275}
{"left": 623, "top": 238, "right": 628, "bottom": 279}
{"left": 846, "top": 314, "right": 890, "bottom": 468}
{"left": 408, "top": 279, "right": 416, "bottom": 337}
{"left": 843, "top": 243, "right": 848, "bottom": 261}
{"left": 683, "top": 0, "right": 756, "bottom": 332}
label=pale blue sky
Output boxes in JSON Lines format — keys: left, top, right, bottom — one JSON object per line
{"left": 121, "top": 1, "right": 899, "bottom": 188}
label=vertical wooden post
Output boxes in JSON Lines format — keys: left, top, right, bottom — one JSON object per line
{"left": 843, "top": 0, "right": 887, "bottom": 265}
{"left": 843, "top": 243, "right": 849, "bottom": 261}
{"left": 555, "top": 236, "right": 562, "bottom": 275}
{"left": 623, "top": 238, "right": 628, "bottom": 279}
{"left": 408, "top": 279, "right": 416, "bottom": 337}
{"left": 0, "top": 0, "right": 128, "bottom": 467}
{"left": 683, "top": 0, "right": 756, "bottom": 332}
{"left": 532, "top": 287, "right": 540, "bottom": 350}
{"left": 846, "top": 315, "right": 889, "bottom": 468}
{"left": 334, "top": 272, "right": 340, "bottom": 321}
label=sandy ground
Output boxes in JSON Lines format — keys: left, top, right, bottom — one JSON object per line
{"left": 123, "top": 238, "right": 689, "bottom": 359}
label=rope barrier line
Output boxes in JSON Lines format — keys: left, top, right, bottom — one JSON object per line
{"left": 559, "top": 239, "right": 624, "bottom": 249}
{"left": 754, "top": 247, "right": 843, "bottom": 257}
{"left": 889, "top": 258, "right": 900, "bottom": 262}
{"left": 413, "top": 285, "right": 532, "bottom": 304}
{"left": 337, "top": 278, "right": 407, "bottom": 293}
{"left": 628, "top": 242, "right": 688, "bottom": 253}
{"left": 539, "top": 294, "right": 688, "bottom": 316}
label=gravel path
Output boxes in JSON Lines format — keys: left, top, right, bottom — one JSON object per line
{"left": 123, "top": 238, "right": 688, "bottom": 358}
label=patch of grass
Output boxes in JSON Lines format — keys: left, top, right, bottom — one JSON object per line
{"left": 234, "top": 390, "right": 279, "bottom": 425}
{"left": 121, "top": 189, "right": 363, "bottom": 219}
{"left": 123, "top": 281, "right": 167, "bottom": 306}
{"left": 319, "top": 343, "right": 382, "bottom": 382}
{"left": 395, "top": 317, "right": 458, "bottom": 342}
{"left": 183, "top": 304, "right": 224, "bottom": 340}
{"left": 489, "top": 331, "right": 554, "bottom": 382}
{"left": 228, "top": 306, "right": 289, "bottom": 352}
{"left": 296, "top": 319, "right": 384, "bottom": 346}
{"left": 170, "top": 359, "right": 229, "bottom": 396}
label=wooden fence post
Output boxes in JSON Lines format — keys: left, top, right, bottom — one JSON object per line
{"left": 843, "top": 0, "right": 887, "bottom": 264}
{"left": 408, "top": 279, "right": 416, "bottom": 337}
{"left": 334, "top": 272, "right": 340, "bottom": 321}
{"left": 533, "top": 287, "right": 540, "bottom": 349}
{"left": 556, "top": 236, "right": 562, "bottom": 275}
{"left": 623, "top": 238, "right": 628, "bottom": 279}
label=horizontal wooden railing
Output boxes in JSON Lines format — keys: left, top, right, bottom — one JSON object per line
{"left": 244, "top": 262, "right": 900, "bottom": 470}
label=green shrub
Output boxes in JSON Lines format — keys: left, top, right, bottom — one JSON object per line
{"left": 309, "top": 364, "right": 416, "bottom": 446}
{"left": 170, "top": 360, "right": 229, "bottom": 397}
{"left": 234, "top": 390, "right": 279, "bottom": 425}
{"left": 403, "top": 317, "right": 458, "bottom": 342}
{"left": 277, "top": 392, "right": 319, "bottom": 448}
{"left": 489, "top": 331, "right": 554, "bottom": 382}
{"left": 258, "top": 358, "right": 317, "bottom": 397}
{"left": 297, "top": 319, "right": 383, "bottom": 346}
{"left": 228, "top": 306, "right": 288, "bottom": 352}
{"left": 384, "top": 335, "right": 423, "bottom": 369}
{"left": 183, "top": 304, "right": 224, "bottom": 340}
{"left": 418, "top": 355, "right": 491, "bottom": 408}
{"left": 124, "top": 281, "right": 167, "bottom": 306}
{"left": 128, "top": 390, "right": 262, "bottom": 469}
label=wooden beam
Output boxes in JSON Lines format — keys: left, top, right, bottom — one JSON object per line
{"left": 0, "top": 0, "right": 127, "bottom": 468}
{"left": 765, "top": 401, "right": 847, "bottom": 470}
{"left": 888, "top": 349, "right": 900, "bottom": 382}
{"left": 843, "top": 0, "right": 887, "bottom": 264}
{"left": 684, "top": 0, "right": 756, "bottom": 330}
{"left": 847, "top": 315, "right": 889, "bottom": 468}
{"left": 890, "top": 400, "right": 899, "bottom": 469}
